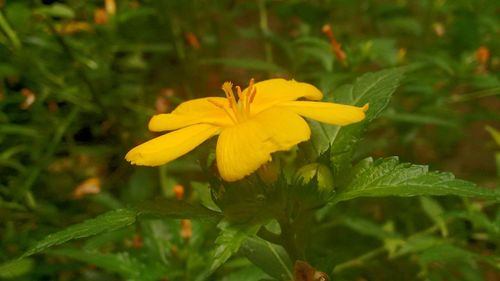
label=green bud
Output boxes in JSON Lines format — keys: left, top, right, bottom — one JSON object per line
{"left": 295, "top": 163, "right": 334, "bottom": 191}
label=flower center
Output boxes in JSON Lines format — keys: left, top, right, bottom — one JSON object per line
{"left": 209, "top": 78, "right": 257, "bottom": 124}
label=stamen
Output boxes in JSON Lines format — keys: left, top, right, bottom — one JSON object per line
{"left": 222, "top": 82, "right": 237, "bottom": 109}
{"left": 218, "top": 79, "right": 258, "bottom": 123}
{"left": 249, "top": 87, "right": 257, "bottom": 103}
{"left": 236, "top": 85, "right": 246, "bottom": 115}
{"left": 236, "top": 85, "right": 243, "bottom": 100}
{"left": 208, "top": 98, "right": 238, "bottom": 124}
{"left": 249, "top": 79, "right": 257, "bottom": 103}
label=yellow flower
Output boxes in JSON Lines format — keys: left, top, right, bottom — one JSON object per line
{"left": 126, "top": 79, "right": 368, "bottom": 182}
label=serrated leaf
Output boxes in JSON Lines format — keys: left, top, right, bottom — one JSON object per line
{"left": 0, "top": 259, "right": 34, "bottom": 278}
{"left": 331, "top": 157, "right": 500, "bottom": 204}
{"left": 330, "top": 69, "right": 405, "bottom": 176}
{"left": 22, "top": 209, "right": 137, "bottom": 258}
{"left": 240, "top": 237, "right": 293, "bottom": 281}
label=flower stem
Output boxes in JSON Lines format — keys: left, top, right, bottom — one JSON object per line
{"left": 0, "top": 10, "right": 21, "bottom": 49}
{"left": 278, "top": 208, "right": 313, "bottom": 263}
{"left": 279, "top": 218, "right": 302, "bottom": 262}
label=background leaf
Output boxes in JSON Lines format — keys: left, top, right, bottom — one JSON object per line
{"left": 22, "top": 209, "right": 137, "bottom": 258}
{"left": 0, "top": 259, "right": 34, "bottom": 279}
{"left": 46, "top": 248, "right": 166, "bottom": 281}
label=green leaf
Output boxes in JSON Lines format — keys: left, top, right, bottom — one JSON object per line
{"left": 46, "top": 248, "right": 165, "bottom": 281}
{"left": 382, "top": 110, "right": 458, "bottom": 127}
{"left": 0, "top": 125, "right": 39, "bottom": 137}
{"left": 306, "top": 68, "right": 404, "bottom": 174}
{"left": 191, "top": 181, "right": 222, "bottom": 212}
{"left": 420, "top": 197, "right": 448, "bottom": 236}
{"left": 220, "top": 264, "right": 270, "bottom": 281}
{"left": 340, "top": 217, "right": 400, "bottom": 240}
{"left": 34, "top": 4, "right": 75, "bottom": 19}
{"left": 331, "top": 69, "right": 404, "bottom": 175}
{"left": 240, "top": 237, "right": 293, "bottom": 281}
{"left": 292, "top": 37, "right": 334, "bottom": 71}
{"left": 0, "top": 259, "right": 34, "bottom": 278}
{"left": 417, "top": 243, "right": 500, "bottom": 270}
{"left": 47, "top": 248, "right": 140, "bottom": 277}
{"left": 136, "top": 198, "right": 221, "bottom": 219}
{"left": 331, "top": 157, "right": 500, "bottom": 204}
{"left": 22, "top": 209, "right": 137, "bottom": 258}
{"left": 418, "top": 244, "right": 476, "bottom": 264}
{"left": 198, "top": 221, "right": 260, "bottom": 280}
{"left": 486, "top": 125, "right": 500, "bottom": 146}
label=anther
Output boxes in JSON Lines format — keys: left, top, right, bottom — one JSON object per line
{"left": 222, "top": 82, "right": 237, "bottom": 108}
{"left": 236, "top": 86, "right": 243, "bottom": 100}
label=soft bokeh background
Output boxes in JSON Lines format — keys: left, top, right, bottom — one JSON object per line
{"left": 0, "top": 0, "right": 498, "bottom": 280}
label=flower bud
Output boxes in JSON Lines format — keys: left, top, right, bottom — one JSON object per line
{"left": 295, "top": 163, "right": 334, "bottom": 191}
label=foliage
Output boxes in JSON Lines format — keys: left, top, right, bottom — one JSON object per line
{"left": 0, "top": 0, "right": 499, "bottom": 281}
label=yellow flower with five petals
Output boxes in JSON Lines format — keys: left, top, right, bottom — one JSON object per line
{"left": 126, "top": 78, "right": 368, "bottom": 182}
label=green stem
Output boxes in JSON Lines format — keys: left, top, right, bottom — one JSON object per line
{"left": 278, "top": 206, "right": 313, "bottom": 263}
{"left": 447, "top": 87, "right": 500, "bottom": 103}
{"left": 0, "top": 10, "right": 21, "bottom": 49}
{"left": 19, "top": 107, "right": 80, "bottom": 199}
{"left": 46, "top": 20, "right": 104, "bottom": 111}
{"left": 279, "top": 218, "right": 301, "bottom": 262}
{"left": 257, "top": 0, "right": 274, "bottom": 73}
{"left": 332, "top": 247, "right": 386, "bottom": 274}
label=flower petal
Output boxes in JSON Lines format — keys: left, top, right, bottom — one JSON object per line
{"left": 149, "top": 97, "right": 232, "bottom": 131}
{"left": 216, "top": 108, "right": 310, "bottom": 181}
{"left": 278, "top": 101, "right": 368, "bottom": 125}
{"left": 246, "top": 79, "right": 323, "bottom": 113}
{"left": 126, "top": 124, "right": 220, "bottom": 166}
{"left": 252, "top": 108, "right": 311, "bottom": 150}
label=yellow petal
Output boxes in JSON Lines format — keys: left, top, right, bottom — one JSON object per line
{"left": 126, "top": 124, "right": 220, "bottom": 166}
{"left": 278, "top": 101, "right": 368, "bottom": 125}
{"left": 216, "top": 108, "right": 310, "bottom": 181}
{"left": 246, "top": 79, "right": 323, "bottom": 113}
{"left": 252, "top": 108, "right": 311, "bottom": 150}
{"left": 149, "top": 97, "right": 232, "bottom": 131}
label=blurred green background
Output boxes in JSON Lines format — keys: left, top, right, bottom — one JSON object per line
{"left": 0, "top": 0, "right": 499, "bottom": 280}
